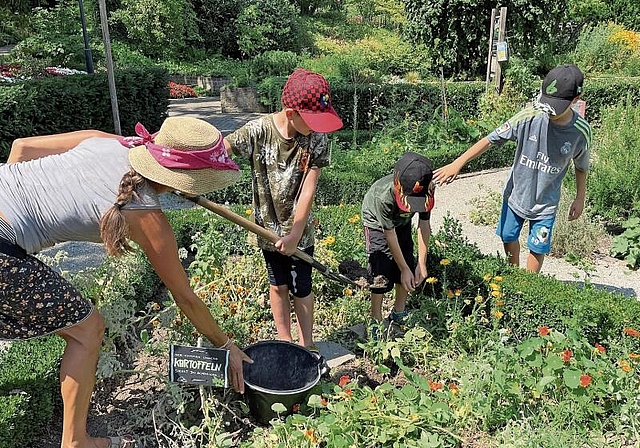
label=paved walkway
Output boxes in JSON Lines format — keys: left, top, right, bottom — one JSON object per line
{"left": 168, "top": 97, "right": 264, "bottom": 135}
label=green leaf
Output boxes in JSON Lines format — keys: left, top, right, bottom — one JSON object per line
{"left": 563, "top": 369, "right": 581, "bottom": 389}
{"left": 271, "top": 402, "right": 287, "bottom": 413}
{"left": 537, "top": 375, "right": 557, "bottom": 393}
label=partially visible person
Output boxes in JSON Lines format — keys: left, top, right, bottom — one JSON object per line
{"left": 1, "top": 117, "right": 253, "bottom": 448}
{"left": 224, "top": 68, "right": 343, "bottom": 350}
{"left": 361, "top": 152, "right": 434, "bottom": 336}
{"left": 434, "top": 64, "right": 591, "bottom": 273}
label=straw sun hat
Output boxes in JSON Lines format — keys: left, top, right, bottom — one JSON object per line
{"left": 128, "top": 117, "right": 240, "bottom": 195}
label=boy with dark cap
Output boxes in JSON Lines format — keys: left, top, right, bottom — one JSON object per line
{"left": 361, "top": 152, "right": 435, "bottom": 332}
{"left": 224, "top": 68, "right": 342, "bottom": 350}
{"left": 434, "top": 64, "right": 592, "bottom": 273}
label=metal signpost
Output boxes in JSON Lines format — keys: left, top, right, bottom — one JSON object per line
{"left": 97, "top": 0, "right": 121, "bottom": 135}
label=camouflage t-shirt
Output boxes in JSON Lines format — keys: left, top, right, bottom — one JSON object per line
{"left": 225, "top": 115, "right": 330, "bottom": 250}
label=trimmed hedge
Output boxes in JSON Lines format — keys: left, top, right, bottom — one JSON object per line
{"left": 0, "top": 337, "right": 65, "bottom": 448}
{"left": 0, "top": 67, "right": 169, "bottom": 161}
{"left": 584, "top": 77, "right": 640, "bottom": 124}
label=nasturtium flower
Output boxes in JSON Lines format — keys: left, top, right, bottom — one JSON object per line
{"left": 338, "top": 375, "right": 350, "bottom": 387}
{"left": 304, "top": 429, "right": 318, "bottom": 444}
{"left": 624, "top": 327, "right": 640, "bottom": 337}
{"left": 562, "top": 349, "right": 573, "bottom": 363}
{"left": 429, "top": 380, "right": 443, "bottom": 391}
{"left": 594, "top": 343, "right": 606, "bottom": 354}
{"left": 426, "top": 277, "right": 438, "bottom": 284}
{"left": 449, "top": 383, "right": 459, "bottom": 393}
{"left": 344, "top": 388, "right": 353, "bottom": 397}
{"left": 538, "top": 326, "right": 550, "bottom": 336}
{"left": 292, "top": 404, "right": 300, "bottom": 413}
{"left": 619, "top": 359, "right": 633, "bottom": 373}
{"left": 440, "top": 259, "right": 451, "bottom": 266}
{"left": 580, "top": 374, "right": 592, "bottom": 388}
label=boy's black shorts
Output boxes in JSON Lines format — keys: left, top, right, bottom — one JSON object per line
{"left": 262, "top": 246, "right": 314, "bottom": 298}
{"left": 365, "top": 223, "right": 415, "bottom": 294}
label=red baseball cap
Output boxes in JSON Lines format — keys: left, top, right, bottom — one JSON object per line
{"left": 281, "top": 68, "right": 343, "bottom": 133}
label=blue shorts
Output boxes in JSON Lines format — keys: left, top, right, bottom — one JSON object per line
{"left": 262, "top": 246, "right": 314, "bottom": 298}
{"left": 496, "top": 202, "right": 556, "bottom": 255}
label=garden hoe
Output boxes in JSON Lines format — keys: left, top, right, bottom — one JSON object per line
{"left": 174, "top": 192, "right": 359, "bottom": 288}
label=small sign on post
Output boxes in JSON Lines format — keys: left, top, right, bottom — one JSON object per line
{"left": 169, "top": 344, "right": 230, "bottom": 387}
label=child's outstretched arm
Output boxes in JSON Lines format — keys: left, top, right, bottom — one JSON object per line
{"left": 275, "top": 167, "right": 321, "bottom": 256}
{"left": 568, "top": 168, "right": 588, "bottom": 221}
{"left": 414, "top": 218, "right": 431, "bottom": 284}
{"left": 383, "top": 228, "right": 416, "bottom": 292}
{"left": 433, "top": 137, "right": 492, "bottom": 185}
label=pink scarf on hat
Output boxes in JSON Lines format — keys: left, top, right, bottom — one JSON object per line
{"left": 118, "top": 123, "right": 239, "bottom": 171}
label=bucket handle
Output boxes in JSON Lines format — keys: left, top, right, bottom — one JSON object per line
{"left": 312, "top": 352, "right": 330, "bottom": 377}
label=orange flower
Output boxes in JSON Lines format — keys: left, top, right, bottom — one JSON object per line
{"left": 619, "top": 359, "right": 633, "bottom": 373}
{"left": 344, "top": 388, "right": 353, "bottom": 397}
{"left": 454, "top": 289, "right": 462, "bottom": 297}
{"left": 629, "top": 353, "right": 640, "bottom": 360}
{"left": 429, "top": 380, "right": 443, "bottom": 391}
{"left": 492, "top": 310, "right": 504, "bottom": 320}
{"left": 446, "top": 289, "right": 454, "bottom": 299}
{"left": 580, "top": 374, "right": 592, "bottom": 388}
{"left": 321, "top": 397, "right": 328, "bottom": 406}
{"left": 594, "top": 343, "right": 606, "bottom": 354}
{"left": 562, "top": 349, "right": 573, "bottom": 363}
{"left": 449, "top": 383, "right": 459, "bottom": 393}
{"left": 538, "top": 326, "right": 550, "bottom": 337}
{"left": 624, "top": 327, "right": 640, "bottom": 337}
{"left": 338, "top": 375, "right": 350, "bottom": 388}
{"left": 304, "top": 429, "right": 318, "bottom": 444}
{"left": 292, "top": 403, "right": 300, "bottom": 413}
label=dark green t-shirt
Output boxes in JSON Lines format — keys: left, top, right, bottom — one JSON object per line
{"left": 361, "top": 174, "right": 430, "bottom": 231}
{"left": 225, "top": 115, "right": 330, "bottom": 250}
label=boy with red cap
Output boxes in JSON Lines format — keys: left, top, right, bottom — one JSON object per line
{"left": 434, "top": 64, "right": 592, "bottom": 273}
{"left": 361, "top": 152, "right": 435, "bottom": 336}
{"left": 224, "top": 68, "right": 343, "bottom": 350}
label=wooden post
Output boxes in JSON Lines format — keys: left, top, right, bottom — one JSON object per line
{"left": 97, "top": 0, "right": 121, "bottom": 135}
{"left": 485, "top": 7, "right": 508, "bottom": 95}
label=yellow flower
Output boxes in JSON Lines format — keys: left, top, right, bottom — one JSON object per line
{"left": 495, "top": 300, "right": 505, "bottom": 307}
{"left": 245, "top": 208, "right": 253, "bottom": 216}
{"left": 440, "top": 259, "right": 451, "bottom": 266}
{"left": 425, "top": 277, "right": 438, "bottom": 284}
{"left": 454, "top": 289, "right": 461, "bottom": 296}
{"left": 475, "top": 295, "right": 484, "bottom": 303}
{"left": 629, "top": 353, "right": 640, "bottom": 360}
{"left": 619, "top": 359, "right": 633, "bottom": 373}
{"left": 348, "top": 214, "right": 360, "bottom": 224}
{"left": 492, "top": 310, "right": 504, "bottom": 320}
{"left": 483, "top": 274, "right": 492, "bottom": 281}
{"left": 323, "top": 235, "right": 336, "bottom": 245}
{"left": 491, "top": 290, "right": 502, "bottom": 298}
{"left": 489, "top": 283, "right": 500, "bottom": 291}
{"left": 344, "top": 288, "right": 353, "bottom": 296}
{"left": 493, "top": 276, "right": 503, "bottom": 282}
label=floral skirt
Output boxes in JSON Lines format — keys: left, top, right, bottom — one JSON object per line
{"left": 0, "top": 249, "right": 93, "bottom": 341}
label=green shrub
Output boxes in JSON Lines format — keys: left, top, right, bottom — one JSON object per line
{"left": 0, "top": 337, "right": 65, "bottom": 448}
{"left": 588, "top": 100, "right": 640, "bottom": 222}
{"left": 190, "top": 0, "right": 246, "bottom": 59}
{"left": 610, "top": 215, "right": 640, "bottom": 270}
{"left": 110, "top": 0, "right": 200, "bottom": 59}
{"left": 250, "top": 51, "right": 301, "bottom": 79}
{"left": 0, "top": 66, "right": 169, "bottom": 161}
{"left": 235, "top": 0, "right": 304, "bottom": 57}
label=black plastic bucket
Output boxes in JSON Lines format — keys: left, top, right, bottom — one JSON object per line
{"left": 243, "top": 340, "right": 329, "bottom": 424}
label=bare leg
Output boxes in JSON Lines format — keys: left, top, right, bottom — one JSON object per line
{"left": 269, "top": 284, "right": 293, "bottom": 342}
{"left": 503, "top": 241, "right": 520, "bottom": 267}
{"left": 527, "top": 251, "right": 545, "bottom": 273}
{"left": 370, "top": 292, "right": 385, "bottom": 322}
{"left": 293, "top": 293, "right": 314, "bottom": 347}
{"left": 392, "top": 284, "right": 408, "bottom": 313}
{"left": 57, "top": 311, "right": 106, "bottom": 448}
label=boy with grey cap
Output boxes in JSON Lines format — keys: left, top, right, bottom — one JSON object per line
{"left": 361, "top": 152, "right": 435, "bottom": 335}
{"left": 434, "top": 64, "right": 592, "bottom": 273}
